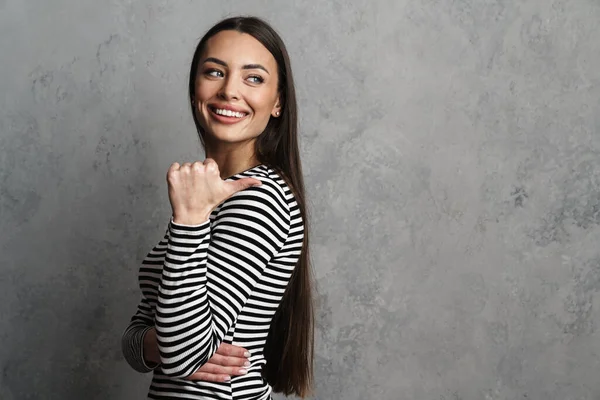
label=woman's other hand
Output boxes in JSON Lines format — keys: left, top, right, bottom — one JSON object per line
{"left": 185, "top": 343, "right": 251, "bottom": 382}
{"left": 167, "top": 159, "right": 262, "bottom": 225}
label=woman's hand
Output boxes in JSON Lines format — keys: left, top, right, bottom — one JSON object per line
{"left": 167, "top": 159, "right": 262, "bottom": 225}
{"left": 185, "top": 343, "right": 252, "bottom": 382}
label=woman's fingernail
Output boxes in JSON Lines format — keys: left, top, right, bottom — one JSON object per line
{"left": 223, "top": 375, "right": 231, "bottom": 381}
{"left": 239, "top": 369, "right": 248, "bottom": 375}
{"left": 244, "top": 351, "right": 251, "bottom": 357}
{"left": 244, "top": 361, "right": 251, "bottom": 367}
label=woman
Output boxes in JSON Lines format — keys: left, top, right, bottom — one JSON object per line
{"left": 121, "top": 16, "right": 314, "bottom": 399}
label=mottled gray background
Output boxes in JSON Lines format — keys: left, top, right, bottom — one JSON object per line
{"left": 1, "top": 0, "right": 600, "bottom": 399}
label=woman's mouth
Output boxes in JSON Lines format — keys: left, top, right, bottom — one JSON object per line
{"left": 209, "top": 106, "right": 249, "bottom": 124}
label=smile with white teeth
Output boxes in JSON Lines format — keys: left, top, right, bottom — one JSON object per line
{"left": 212, "top": 108, "right": 247, "bottom": 118}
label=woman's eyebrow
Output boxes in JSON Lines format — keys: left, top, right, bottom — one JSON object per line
{"left": 203, "top": 57, "right": 227, "bottom": 67}
{"left": 203, "top": 57, "right": 270, "bottom": 74}
{"left": 242, "top": 64, "right": 270, "bottom": 74}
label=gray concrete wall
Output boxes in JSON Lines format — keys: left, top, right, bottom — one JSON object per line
{"left": 1, "top": 0, "right": 599, "bottom": 399}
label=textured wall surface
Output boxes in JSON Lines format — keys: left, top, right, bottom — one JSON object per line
{"left": 1, "top": 1, "right": 600, "bottom": 399}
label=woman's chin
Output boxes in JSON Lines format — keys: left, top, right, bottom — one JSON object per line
{"left": 204, "top": 129, "right": 258, "bottom": 145}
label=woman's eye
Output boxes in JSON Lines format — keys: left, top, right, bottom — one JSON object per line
{"left": 247, "top": 75, "right": 264, "bottom": 84}
{"left": 205, "top": 69, "right": 223, "bottom": 78}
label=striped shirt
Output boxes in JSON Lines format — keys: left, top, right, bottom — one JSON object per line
{"left": 122, "top": 164, "right": 304, "bottom": 399}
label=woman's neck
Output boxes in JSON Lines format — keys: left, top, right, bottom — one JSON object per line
{"left": 204, "top": 139, "right": 261, "bottom": 179}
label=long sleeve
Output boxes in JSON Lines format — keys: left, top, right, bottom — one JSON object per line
{"left": 155, "top": 183, "right": 291, "bottom": 378}
{"left": 121, "top": 318, "right": 157, "bottom": 373}
{"left": 121, "top": 231, "right": 170, "bottom": 373}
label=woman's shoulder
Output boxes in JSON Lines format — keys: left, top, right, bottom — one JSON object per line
{"left": 226, "top": 164, "right": 292, "bottom": 218}
{"left": 234, "top": 165, "right": 292, "bottom": 201}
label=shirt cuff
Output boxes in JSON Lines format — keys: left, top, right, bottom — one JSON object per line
{"left": 169, "top": 217, "right": 211, "bottom": 233}
{"left": 122, "top": 324, "right": 160, "bottom": 373}
{"left": 140, "top": 326, "right": 161, "bottom": 371}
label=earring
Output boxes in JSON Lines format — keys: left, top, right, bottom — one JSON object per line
{"left": 275, "top": 111, "right": 280, "bottom": 117}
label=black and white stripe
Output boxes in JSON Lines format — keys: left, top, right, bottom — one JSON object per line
{"left": 122, "top": 165, "right": 304, "bottom": 400}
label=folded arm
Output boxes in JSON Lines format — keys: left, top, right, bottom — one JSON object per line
{"left": 155, "top": 186, "right": 290, "bottom": 378}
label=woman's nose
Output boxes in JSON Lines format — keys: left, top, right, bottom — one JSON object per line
{"left": 218, "top": 75, "right": 241, "bottom": 100}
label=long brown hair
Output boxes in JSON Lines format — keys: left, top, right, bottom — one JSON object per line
{"left": 188, "top": 16, "right": 314, "bottom": 397}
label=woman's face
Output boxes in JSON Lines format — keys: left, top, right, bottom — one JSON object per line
{"left": 194, "top": 30, "right": 281, "bottom": 146}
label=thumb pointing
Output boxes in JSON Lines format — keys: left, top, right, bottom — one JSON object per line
{"left": 228, "top": 177, "right": 262, "bottom": 194}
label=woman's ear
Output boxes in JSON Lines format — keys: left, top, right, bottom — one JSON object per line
{"left": 271, "top": 98, "right": 282, "bottom": 117}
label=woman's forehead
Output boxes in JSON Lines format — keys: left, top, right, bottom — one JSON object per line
{"left": 202, "top": 30, "right": 276, "bottom": 67}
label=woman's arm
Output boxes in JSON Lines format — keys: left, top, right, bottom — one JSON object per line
{"left": 121, "top": 299, "right": 160, "bottom": 373}
{"left": 155, "top": 183, "right": 290, "bottom": 378}
{"left": 121, "top": 228, "right": 170, "bottom": 373}
{"left": 142, "top": 326, "right": 252, "bottom": 382}
{"left": 121, "top": 230, "right": 256, "bottom": 380}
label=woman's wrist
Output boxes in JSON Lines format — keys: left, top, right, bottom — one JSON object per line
{"left": 172, "top": 211, "right": 212, "bottom": 226}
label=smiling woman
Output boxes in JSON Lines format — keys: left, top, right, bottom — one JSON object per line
{"left": 194, "top": 30, "right": 281, "bottom": 148}
{"left": 121, "top": 16, "right": 314, "bottom": 400}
